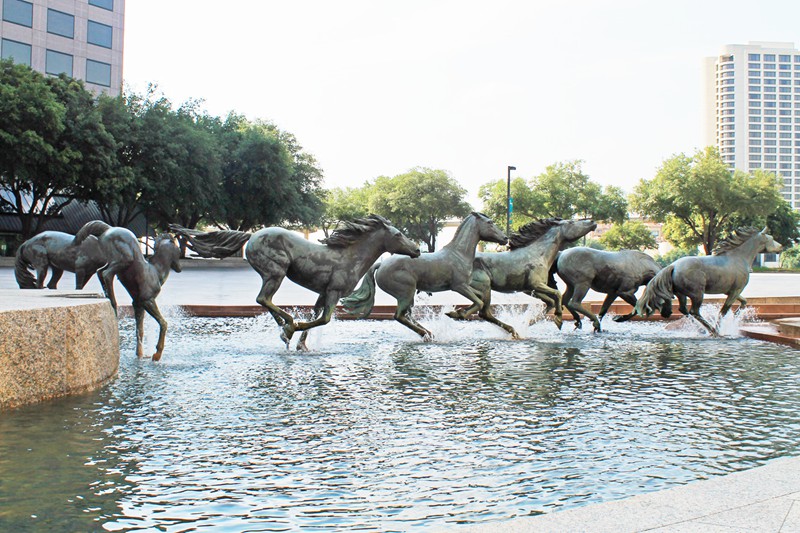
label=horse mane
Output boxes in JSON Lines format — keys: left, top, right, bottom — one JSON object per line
{"left": 319, "top": 215, "right": 392, "bottom": 248}
{"left": 712, "top": 227, "right": 760, "bottom": 256}
{"left": 509, "top": 218, "right": 564, "bottom": 250}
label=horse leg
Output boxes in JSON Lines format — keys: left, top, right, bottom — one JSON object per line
{"left": 133, "top": 303, "right": 146, "bottom": 358}
{"left": 447, "top": 272, "right": 489, "bottom": 320}
{"left": 530, "top": 282, "right": 564, "bottom": 330}
{"left": 561, "top": 284, "right": 581, "bottom": 326}
{"left": 295, "top": 295, "right": 326, "bottom": 351}
{"left": 254, "top": 274, "right": 296, "bottom": 348}
{"left": 677, "top": 294, "right": 690, "bottom": 316}
{"left": 35, "top": 265, "right": 48, "bottom": 289}
{"left": 612, "top": 292, "right": 638, "bottom": 323}
{"left": 720, "top": 290, "right": 744, "bottom": 317}
{"left": 99, "top": 267, "right": 119, "bottom": 313}
{"left": 394, "top": 293, "right": 433, "bottom": 340}
{"left": 563, "top": 283, "right": 600, "bottom": 332}
{"left": 141, "top": 299, "right": 168, "bottom": 361}
{"left": 597, "top": 293, "right": 617, "bottom": 322}
{"left": 47, "top": 268, "right": 64, "bottom": 290}
{"left": 688, "top": 295, "right": 717, "bottom": 336}
{"left": 471, "top": 286, "right": 519, "bottom": 339}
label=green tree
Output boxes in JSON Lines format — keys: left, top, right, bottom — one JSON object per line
{"left": 320, "top": 186, "right": 370, "bottom": 237}
{"left": 599, "top": 220, "right": 657, "bottom": 251}
{"left": 730, "top": 198, "right": 800, "bottom": 248}
{"left": 653, "top": 247, "right": 699, "bottom": 268}
{"left": 213, "top": 114, "right": 322, "bottom": 232}
{"left": 368, "top": 167, "right": 472, "bottom": 252}
{"left": 0, "top": 62, "right": 114, "bottom": 238}
{"left": 478, "top": 160, "right": 627, "bottom": 231}
{"left": 631, "top": 147, "right": 784, "bottom": 255}
{"left": 780, "top": 245, "right": 800, "bottom": 269}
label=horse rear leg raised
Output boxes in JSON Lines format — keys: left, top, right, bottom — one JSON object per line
{"left": 563, "top": 282, "right": 600, "bottom": 332}
{"left": 294, "top": 293, "right": 338, "bottom": 351}
{"left": 141, "top": 299, "right": 168, "bottom": 361}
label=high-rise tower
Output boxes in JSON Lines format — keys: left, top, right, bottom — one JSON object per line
{"left": 0, "top": 0, "right": 124, "bottom": 95}
{"left": 703, "top": 42, "right": 800, "bottom": 209}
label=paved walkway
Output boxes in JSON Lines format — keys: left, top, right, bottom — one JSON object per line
{"left": 463, "top": 455, "right": 800, "bottom": 533}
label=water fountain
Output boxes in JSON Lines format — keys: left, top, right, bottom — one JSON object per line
{"left": 1, "top": 307, "right": 798, "bottom": 531}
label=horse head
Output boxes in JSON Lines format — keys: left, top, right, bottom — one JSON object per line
{"left": 473, "top": 212, "right": 508, "bottom": 245}
{"left": 560, "top": 218, "right": 597, "bottom": 243}
{"left": 759, "top": 227, "right": 784, "bottom": 254}
{"left": 153, "top": 234, "right": 182, "bottom": 273}
{"left": 384, "top": 225, "right": 421, "bottom": 258}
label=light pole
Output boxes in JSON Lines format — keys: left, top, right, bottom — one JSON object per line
{"left": 506, "top": 165, "right": 516, "bottom": 237}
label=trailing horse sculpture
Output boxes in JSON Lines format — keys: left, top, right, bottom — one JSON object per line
{"left": 635, "top": 227, "right": 783, "bottom": 335}
{"left": 449, "top": 218, "right": 596, "bottom": 338}
{"left": 15, "top": 231, "right": 106, "bottom": 290}
{"left": 552, "top": 247, "right": 672, "bottom": 332}
{"left": 170, "top": 216, "right": 421, "bottom": 350}
{"left": 341, "top": 212, "right": 507, "bottom": 340}
{"left": 74, "top": 221, "right": 182, "bottom": 361}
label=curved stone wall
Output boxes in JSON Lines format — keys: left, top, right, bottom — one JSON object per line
{"left": 0, "top": 291, "right": 119, "bottom": 410}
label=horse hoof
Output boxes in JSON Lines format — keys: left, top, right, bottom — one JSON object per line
{"left": 612, "top": 315, "right": 627, "bottom": 323}
{"left": 151, "top": 352, "right": 162, "bottom": 362}
{"left": 510, "top": 331, "right": 521, "bottom": 340}
{"left": 554, "top": 317, "right": 563, "bottom": 329}
{"left": 422, "top": 333, "right": 433, "bottom": 342}
{"left": 296, "top": 342, "right": 309, "bottom": 352}
{"left": 445, "top": 311, "right": 462, "bottom": 320}
{"left": 574, "top": 321, "right": 582, "bottom": 330}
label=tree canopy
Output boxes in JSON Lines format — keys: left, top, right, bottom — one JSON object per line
{"left": 631, "top": 147, "right": 784, "bottom": 255}
{"left": 478, "top": 160, "right": 627, "bottom": 230}
{"left": 599, "top": 220, "right": 657, "bottom": 251}
{"left": 367, "top": 168, "right": 472, "bottom": 252}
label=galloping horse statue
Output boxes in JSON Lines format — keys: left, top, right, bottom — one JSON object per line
{"left": 448, "top": 218, "right": 596, "bottom": 338}
{"left": 341, "top": 212, "right": 507, "bottom": 340}
{"left": 15, "top": 231, "right": 106, "bottom": 290}
{"left": 170, "top": 215, "right": 421, "bottom": 350}
{"left": 552, "top": 247, "right": 672, "bottom": 332}
{"left": 635, "top": 227, "right": 783, "bottom": 335}
{"left": 74, "top": 221, "right": 182, "bottom": 361}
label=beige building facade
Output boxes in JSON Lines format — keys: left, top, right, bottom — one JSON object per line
{"left": 0, "top": 0, "right": 124, "bottom": 95}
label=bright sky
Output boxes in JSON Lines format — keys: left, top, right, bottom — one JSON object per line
{"left": 123, "top": 0, "right": 800, "bottom": 208}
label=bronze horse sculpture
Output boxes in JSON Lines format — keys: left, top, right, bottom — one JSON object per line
{"left": 74, "top": 221, "right": 182, "bottom": 361}
{"left": 15, "top": 230, "right": 106, "bottom": 289}
{"left": 448, "top": 218, "right": 596, "bottom": 338}
{"left": 635, "top": 227, "right": 783, "bottom": 335}
{"left": 170, "top": 215, "right": 421, "bottom": 350}
{"left": 341, "top": 212, "right": 507, "bottom": 340}
{"left": 551, "top": 247, "right": 672, "bottom": 332}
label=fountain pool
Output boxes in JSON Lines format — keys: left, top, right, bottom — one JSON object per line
{"left": 1, "top": 309, "right": 799, "bottom": 531}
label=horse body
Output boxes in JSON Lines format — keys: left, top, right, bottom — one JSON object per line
{"left": 342, "top": 212, "right": 508, "bottom": 340}
{"left": 172, "top": 215, "right": 421, "bottom": 350}
{"left": 75, "top": 221, "right": 182, "bottom": 361}
{"left": 459, "top": 218, "right": 596, "bottom": 337}
{"left": 15, "top": 230, "right": 105, "bottom": 289}
{"left": 635, "top": 227, "right": 783, "bottom": 334}
{"left": 555, "top": 247, "right": 668, "bottom": 332}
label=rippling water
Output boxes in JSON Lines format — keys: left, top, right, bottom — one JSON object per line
{"left": 1, "top": 308, "right": 799, "bottom": 532}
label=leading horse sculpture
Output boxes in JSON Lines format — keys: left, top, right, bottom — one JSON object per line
{"left": 635, "top": 227, "right": 783, "bottom": 335}
{"left": 552, "top": 247, "right": 672, "bottom": 332}
{"left": 170, "top": 215, "right": 421, "bottom": 350}
{"left": 15, "top": 231, "right": 106, "bottom": 290}
{"left": 448, "top": 218, "right": 596, "bottom": 338}
{"left": 341, "top": 212, "right": 507, "bottom": 340}
{"left": 74, "top": 221, "right": 182, "bottom": 361}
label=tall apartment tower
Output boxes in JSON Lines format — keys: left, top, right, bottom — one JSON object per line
{"left": 703, "top": 42, "right": 800, "bottom": 210}
{"left": 0, "top": 0, "right": 124, "bottom": 95}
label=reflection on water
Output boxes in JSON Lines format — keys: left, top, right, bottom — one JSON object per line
{"left": 1, "top": 310, "right": 799, "bottom": 531}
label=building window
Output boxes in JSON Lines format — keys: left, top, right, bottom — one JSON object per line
{"left": 750, "top": 53, "right": 761, "bottom": 60}
{"left": 781, "top": 55, "right": 791, "bottom": 62}
{"left": 1, "top": 38, "right": 31, "bottom": 65}
{"left": 88, "top": 0, "right": 113, "bottom": 10}
{"left": 766, "top": 54, "right": 776, "bottom": 61}
{"left": 2, "top": 0, "right": 32, "bottom": 27}
{"left": 47, "top": 9, "right": 74, "bottom": 38}
{"left": 87, "top": 20, "right": 112, "bottom": 48}
{"left": 86, "top": 59, "right": 111, "bottom": 87}
{"left": 45, "top": 49, "right": 72, "bottom": 76}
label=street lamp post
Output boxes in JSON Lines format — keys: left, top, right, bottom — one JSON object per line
{"left": 506, "top": 165, "right": 516, "bottom": 237}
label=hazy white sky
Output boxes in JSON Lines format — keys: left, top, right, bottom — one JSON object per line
{"left": 123, "top": 0, "right": 800, "bottom": 207}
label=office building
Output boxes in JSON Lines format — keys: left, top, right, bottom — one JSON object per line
{"left": 703, "top": 42, "right": 800, "bottom": 209}
{"left": 0, "top": 0, "right": 124, "bottom": 95}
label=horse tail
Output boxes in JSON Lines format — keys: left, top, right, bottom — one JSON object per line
{"left": 635, "top": 264, "right": 675, "bottom": 317}
{"left": 169, "top": 224, "right": 251, "bottom": 259}
{"left": 14, "top": 243, "right": 36, "bottom": 289}
{"left": 74, "top": 220, "right": 112, "bottom": 245}
{"left": 341, "top": 262, "right": 380, "bottom": 318}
